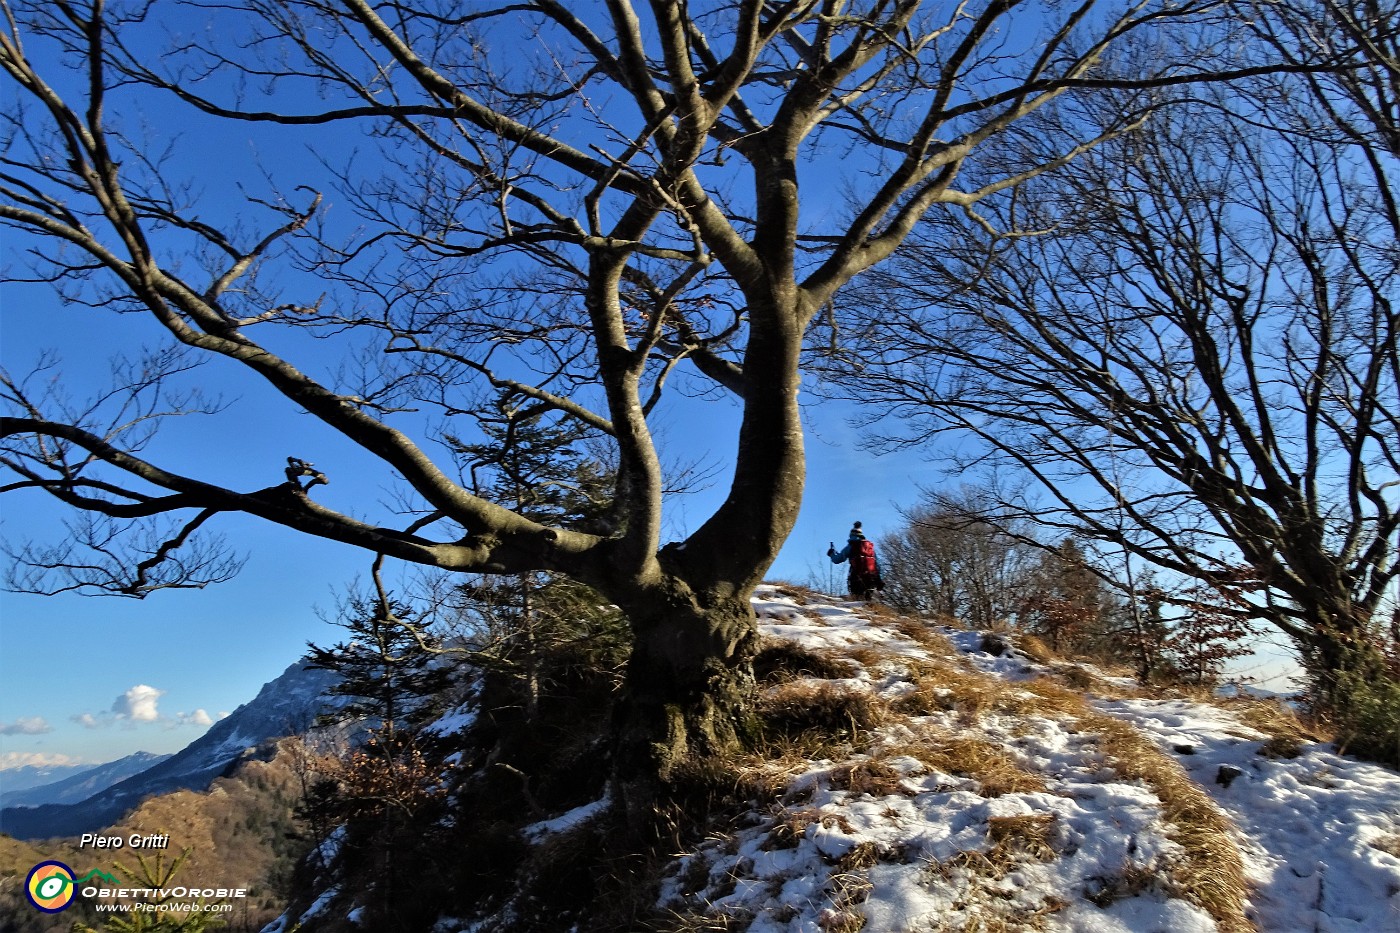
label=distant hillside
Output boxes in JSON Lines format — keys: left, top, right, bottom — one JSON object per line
{"left": 1, "top": 752, "right": 171, "bottom": 809}
{"left": 0, "top": 661, "right": 344, "bottom": 841}
{"left": 0, "top": 762, "right": 93, "bottom": 795}
{"left": 1, "top": 740, "right": 316, "bottom": 933}
{"left": 103, "top": 740, "right": 318, "bottom": 929}
{"left": 0, "top": 831, "right": 88, "bottom": 933}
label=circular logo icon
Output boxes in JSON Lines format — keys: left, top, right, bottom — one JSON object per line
{"left": 25, "top": 861, "right": 77, "bottom": 913}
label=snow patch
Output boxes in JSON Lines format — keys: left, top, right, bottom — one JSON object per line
{"left": 425, "top": 704, "right": 478, "bottom": 737}
{"left": 522, "top": 793, "right": 612, "bottom": 842}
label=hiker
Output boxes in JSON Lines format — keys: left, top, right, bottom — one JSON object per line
{"left": 827, "top": 521, "right": 885, "bottom": 600}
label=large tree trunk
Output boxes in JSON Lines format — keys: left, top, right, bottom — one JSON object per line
{"left": 595, "top": 301, "right": 805, "bottom": 836}
{"left": 609, "top": 582, "right": 760, "bottom": 839}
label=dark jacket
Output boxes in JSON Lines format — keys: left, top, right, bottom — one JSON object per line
{"left": 828, "top": 531, "right": 867, "bottom": 565}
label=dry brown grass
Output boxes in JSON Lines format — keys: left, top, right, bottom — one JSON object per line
{"left": 822, "top": 871, "right": 873, "bottom": 932}
{"left": 1084, "top": 713, "right": 1253, "bottom": 933}
{"left": 1085, "top": 864, "right": 1163, "bottom": 907}
{"left": 946, "top": 742, "right": 1047, "bottom": 798}
{"left": 765, "top": 581, "right": 823, "bottom": 604}
{"left": 759, "top": 680, "right": 888, "bottom": 747}
{"left": 1022, "top": 677, "right": 1107, "bottom": 715}
{"left": 930, "top": 814, "right": 1058, "bottom": 882}
{"left": 1047, "top": 663, "right": 1139, "bottom": 698}
{"left": 817, "top": 610, "right": 1248, "bottom": 924}
{"left": 1014, "top": 678, "right": 1254, "bottom": 932}
{"left": 1257, "top": 734, "right": 1304, "bottom": 759}
{"left": 667, "top": 735, "right": 823, "bottom": 817}
{"left": 713, "top": 676, "right": 898, "bottom": 804}
{"left": 1369, "top": 834, "right": 1400, "bottom": 858}
{"left": 923, "top": 813, "right": 1066, "bottom": 933}
{"left": 837, "top": 841, "right": 888, "bottom": 872}
{"left": 894, "top": 658, "right": 1072, "bottom": 722}
{"left": 1230, "top": 697, "right": 1328, "bottom": 744}
{"left": 1051, "top": 664, "right": 1100, "bottom": 691}
{"left": 987, "top": 813, "right": 1058, "bottom": 863}
{"left": 661, "top": 908, "right": 752, "bottom": 931}
{"left": 889, "top": 673, "right": 954, "bottom": 717}
{"left": 753, "top": 637, "right": 860, "bottom": 683}
{"left": 884, "top": 616, "right": 957, "bottom": 653}
{"left": 1016, "top": 634, "right": 1058, "bottom": 664}
{"left": 842, "top": 645, "right": 898, "bottom": 670}
{"left": 892, "top": 658, "right": 986, "bottom": 715}
{"left": 690, "top": 716, "right": 861, "bottom": 809}
{"left": 829, "top": 758, "right": 909, "bottom": 797}
{"left": 881, "top": 734, "right": 1047, "bottom": 798}
{"left": 746, "top": 607, "right": 1251, "bottom": 932}
{"left": 924, "top": 909, "right": 1053, "bottom": 933}
{"left": 731, "top": 748, "right": 822, "bottom": 803}
{"left": 1163, "top": 692, "right": 1328, "bottom": 761}
{"left": 764, "top": 808, "right": 855, "bottom": 849}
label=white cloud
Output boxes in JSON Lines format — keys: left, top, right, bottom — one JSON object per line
{"left": 112, "top": 685, "right": 164, "bottom": 722}
{"left": 74, "top": 684, "right": 170, "bottom": 728}
{"left": 175, "top": 709, "right": 214, "bottom": 727}
{"left": 0, "top": 716, "right": 52, "bottom": 735}
{"left": 0, "top": 751, "right": 87, "bottom": 770}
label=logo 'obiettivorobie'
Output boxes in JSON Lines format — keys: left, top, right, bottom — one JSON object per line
{"left": 24, "top": 862, "right": 121, "bottom": 913}
{"left": 25, "top": 861, "right": 76, "bottom": 913}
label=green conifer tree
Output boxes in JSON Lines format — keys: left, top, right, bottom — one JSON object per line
{"left": 449, "top": 403, "right": 624, "bottom": 719}
{"left": 304, "top": 584, "right": 454, "bottom": 741}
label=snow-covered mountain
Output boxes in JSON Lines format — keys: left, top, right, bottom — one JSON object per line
{"left": 1, "top": 751, "right": 171, "bottom": 809}
{"left": 0, "top": 661, "right": 344, "bottom": 840}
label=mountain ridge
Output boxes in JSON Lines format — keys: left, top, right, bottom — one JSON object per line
{"left": 0, "top": 660, "right": 343, "bottom": 840}
{"left": 1, "top": 751, "right": 171, "bottom": 809}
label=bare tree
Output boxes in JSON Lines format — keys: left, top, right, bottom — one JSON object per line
{"left": 0, "top": 0, "right": 1350, "bottom": 814}
{"left": 879, "top": 485, "right": 1037, "bottom": 628}
{"left": 1231, "top": 0, "right": 1399, "bottom": 285}
{"left": 1239, "top": 0, "right": 1399, "bottom": 164}
{"left": 837, "top": 86, "right": 1398, "bottom": 715}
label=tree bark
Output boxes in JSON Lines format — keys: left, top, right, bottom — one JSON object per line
{"left": 609, "top": 578, "right": 759, "bottom": 838}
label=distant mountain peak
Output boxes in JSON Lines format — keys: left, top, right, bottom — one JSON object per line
{"left": 0, "top": 660, "right": 345, "bottom": 839}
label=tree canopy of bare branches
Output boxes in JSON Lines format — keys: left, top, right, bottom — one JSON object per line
{"left": 878, "top": 485, "right": 1038, "bottom": 627}
{"left": 0, "top": 0, "right": 1358, "bottom": 806}
{"left": 835, "top": 68, "right": 1398, "bottom": 708}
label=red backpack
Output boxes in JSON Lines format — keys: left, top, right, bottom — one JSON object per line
{"left": 854, "top": 539, "right": 878, "bottom": 576}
